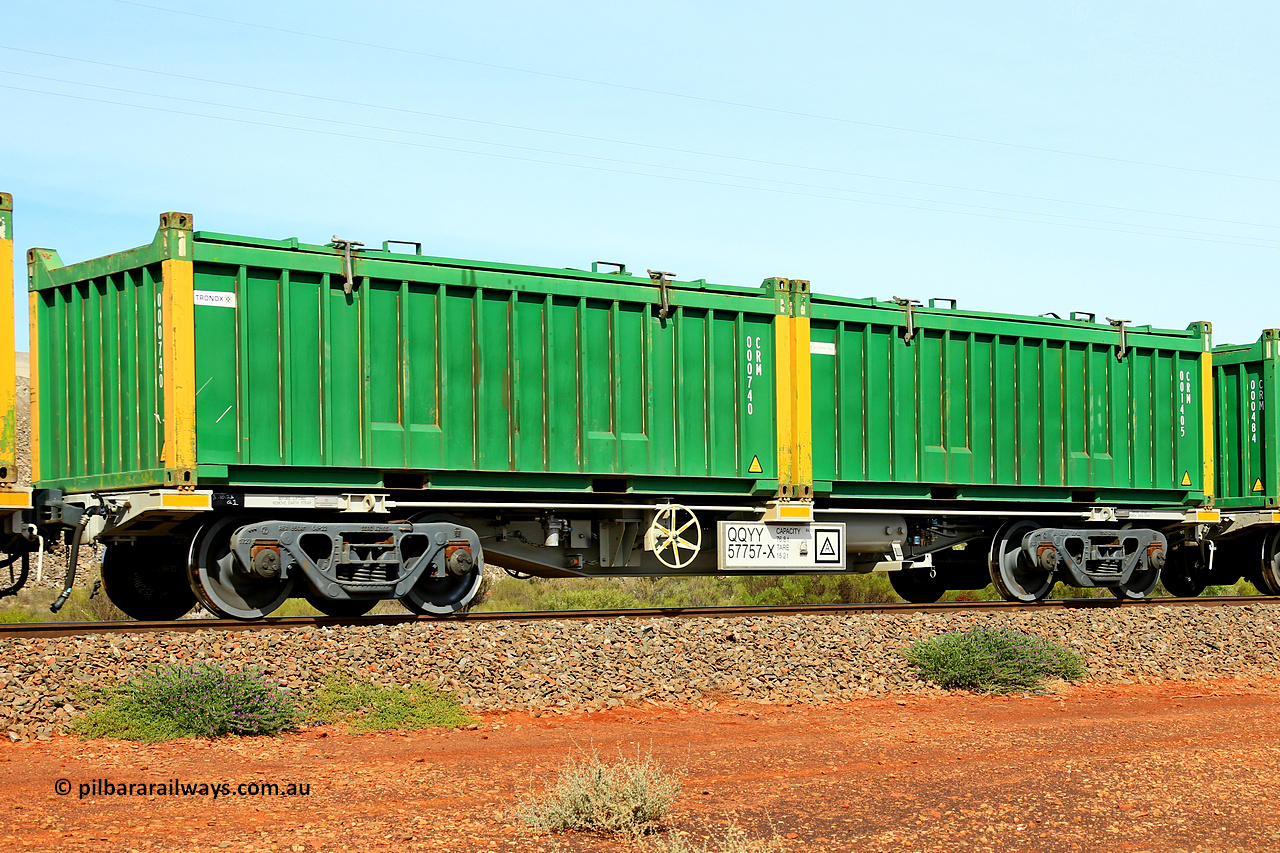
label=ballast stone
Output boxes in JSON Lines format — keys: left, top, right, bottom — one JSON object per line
{"left": 1, "top": 604, "right": 1279, "bottom": 740}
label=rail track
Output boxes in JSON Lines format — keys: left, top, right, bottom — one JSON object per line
{"left": 1, "top": 595, "right": 1276, "bottom": 640}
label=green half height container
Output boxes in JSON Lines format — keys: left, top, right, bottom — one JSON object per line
{"left": 1214, "top": 330, "right": 1279, "bottom": 509}
{"left": 807, "top": 296, "right": 1213, "bottom": 506}
{"left": 27, "top": 214, "right": 784, "bottom": 497}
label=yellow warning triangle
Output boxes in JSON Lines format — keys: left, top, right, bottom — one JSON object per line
{"left": 1254, "top": 477, "right": 1265, "bottom": 493}
{"left": 747, "top": 455, "right": 763, "bottom": 474}
{"left": 1181, "top": 471, "right": 1192, "bottom": 487}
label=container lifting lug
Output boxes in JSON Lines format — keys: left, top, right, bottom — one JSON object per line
{"left": 331, "top": 236, "right": 365, "bottom": 296}
{"left": 648, "top": 269, "right": 676, "bottom": 320}
{"left": 1107, "top": 317, "right": 1130, "bottom": 360}
{"left": 892, "top": 296, "right": 922, "bottom": 344}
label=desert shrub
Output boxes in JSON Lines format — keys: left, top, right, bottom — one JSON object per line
{"left": 518, "top": 751, "right": 682, "bottom": 837}
{"left": 1202, "top": 578, "right": 1261, "bottom": 596}
{"left": 0, "top": 607, "right": 40, "bottom": 622}
{"left": 648, "top": 821, "right": 787, "bottom": 852}
{"left": 901, "top": 625, "right": 1087, "bottom": 694}
{"left": 479, "top": 572, "right": 900, "bottom": 612}
{"left": 730, "top": 573, "right": 897, "bottom": 605}
{"left": 309, "top": 676, "right": 475, "bottom": 732}
{"left": 74, "top": 665, "right": 297, "bottom": 741}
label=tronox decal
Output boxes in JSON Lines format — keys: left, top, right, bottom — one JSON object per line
{"left": 194, "top": 290, "right": 237, "bottom": 308}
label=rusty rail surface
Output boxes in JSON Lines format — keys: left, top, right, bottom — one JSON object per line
{"left": 0, "top": 595, "right": 1276, "bottom": 640}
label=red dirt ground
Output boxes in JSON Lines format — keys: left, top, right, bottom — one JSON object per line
{"left": 3, "top": 678, "right": 1278, "bottom": 852}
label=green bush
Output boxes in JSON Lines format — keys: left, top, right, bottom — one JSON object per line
{"left": 0, "top": 608, "right": 40, "bottom": 622}
{"left": 73, "top": 665, "right": 297, "bottom": 741}
{"left": 309, "top": 676, "right": 476, "bottom": 732}
{"left": 648, "top": 821, "right": 786, "bottom": 852}
{"left": 518, "top": 751, "right": 682, "bottom": 837}
{"left": 901, "top": 625, "right": 1087, "bottom": 694}
{"left": 477, "top": 571, "right": 901, "bottom": 612}
{"left": 730, "top": 573, "right": 898, "bottom": 605}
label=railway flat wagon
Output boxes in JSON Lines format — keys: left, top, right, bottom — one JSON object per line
{"left": 8, "top": 201, "right": 1234, "bottom": 618}
{"left": 26, "top": 211, "right": 807, "bottom": 619}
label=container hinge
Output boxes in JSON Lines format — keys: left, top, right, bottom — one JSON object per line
{"left": 648, "top": 270, "right": 675, "bottom": 319}
{"left": 1106, "top": 317, "right": 1130, "bottom": 360}
{"left": 331, "top": 237, "right": 365, "bottom": 296}
{"left": 892, "top": 296, "right": 922, "bottom": 344}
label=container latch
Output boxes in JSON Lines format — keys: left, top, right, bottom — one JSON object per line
{"left": 331, "top": 237, "right": 365, "bottom": 296}
{"left": 648, "top": 269, "right": 676, "bottom": 320}
{"left": 1106, "top": 317, "right": 1130, "bottom": 360}
{"left": 892, "top": 296, "right": 922, "bottom": 344}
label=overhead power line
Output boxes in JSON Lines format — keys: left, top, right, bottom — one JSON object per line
{"left": 5, "top": 68, "right": 1278, "bottom": 248}
{"left": 3, "top": 45, "right": 1276, "bottom": 234}
{"left": 112, "top": 0, "right": 1280, "bottom": 185}
{"left": 3, "top": 81, "right": 1276, "bottom": 252}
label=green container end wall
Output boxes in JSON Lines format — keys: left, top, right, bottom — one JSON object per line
{"left": 1214, "top": 331, "right": 1280, "bottom": 509}
{"left": 29, "top": 252, "right": 167, "bottom": 489}
{"left": 31, "top": 226, "right": 782, "bottom": 496}
{"left": 809, "top": 297, "right": 1211, "bottom": 505}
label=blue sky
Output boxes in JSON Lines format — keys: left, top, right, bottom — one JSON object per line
{"left": 3, "top": 0, "right": 1278, "bottom": 348}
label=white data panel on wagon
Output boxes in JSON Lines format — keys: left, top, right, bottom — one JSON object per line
{"left": 717, "top": 522, "right": 845, "bottom": 570}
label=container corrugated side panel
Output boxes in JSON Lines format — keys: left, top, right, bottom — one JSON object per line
{"left": 32, "top": 261, "right": 164, "bottom": 488}
{"left": 810, "top": 298, "right": 1208, "bottom": 504}
{"left": 191, "top": 237, "right": 780, "bottom": 494}
{"left": 1213, "top": 332, "right": 1279, "bottom": 508}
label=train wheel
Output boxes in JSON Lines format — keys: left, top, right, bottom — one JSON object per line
{"left": 1110, "top": 524, "right": 1161, "bottom": 600}
{"left": 1256, "top": 530, "right": 1280, "bottom": 595}
{"left": 1110, "top": 565, "right": 1161, "bottom": 600}
{"left": 101, "top": 540, "right": 197, "bottom": 621}
{"left": 399, "top": 512, "right": 484, "bottom": 616}
{"left": 988, "top": 520, "right": 1053, "bottom": 602}
{"left": 188, "top": 516, "right": 294, "bottom": 620}
{"left": 399, "top": 567, "right": 483, "bottom": 616}
{"left": 889, "top": 566, "right": 947, "bottom": 603}
{"left": 1160, "top": 545, "right": 1208, "bottom": 597}
{"left": 303, "top": 588, "right": 377, "bottom": 618}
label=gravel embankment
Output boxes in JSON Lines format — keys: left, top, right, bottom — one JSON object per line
{"left": 4, "top": 604, "right": 1280, "bottom": 741}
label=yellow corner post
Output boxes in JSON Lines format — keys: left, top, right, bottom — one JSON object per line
{"left": 771, "top": 278, "right": 814, "bottom": 499}
{"left": 773, "top": 281, "right": 795, "bottom": 493}
{"left": 27, "top": 290, "right": 37, "bottom": 484}
{"left": 1200, "top": 322, "right": 1214, "bottom": 504}
{"left": 159, "top": 212, "right": 197, "bottom": 487}
{"left": 0, "top": 192, "right": 14, "bottom": 485}
{"left": 25, "top": 247, "right": 63, "bottom": 487}
{"left": 789, "top": 280, "right": 813, "bottom": 498}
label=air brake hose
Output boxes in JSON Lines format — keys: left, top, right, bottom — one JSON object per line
{"left": 50, "top": 515, "right": 88, "bottom": 614}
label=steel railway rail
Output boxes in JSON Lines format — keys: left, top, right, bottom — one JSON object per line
{"left": 1, "top": 595, "right": 1275, "bottom": 640}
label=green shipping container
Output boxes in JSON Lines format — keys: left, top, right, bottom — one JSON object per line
{"left": 1213, "top": 330, "right": 1279, "bottom": 509}
{"left": 28, "top": 214, "right": 784, "bottom": 497}
{"left": 807, "top": 295, "right": 1213, "bottom": 506}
